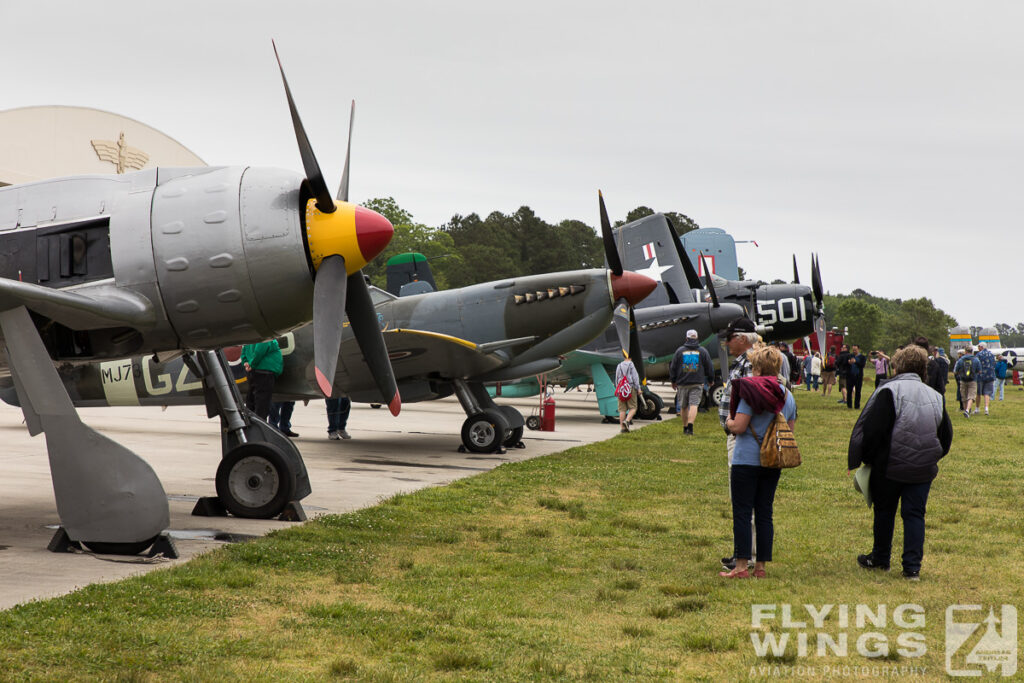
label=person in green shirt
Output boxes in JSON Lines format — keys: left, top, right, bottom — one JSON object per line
{"left": 241, "top": 339, "right": 283, "bottom": 420}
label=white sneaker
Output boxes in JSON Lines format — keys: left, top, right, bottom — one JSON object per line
{"left": 328, "top": 431, "right": 341, "bottom": 440}
{"left": 338, "top": 429, "right": 351, "bottom": 440}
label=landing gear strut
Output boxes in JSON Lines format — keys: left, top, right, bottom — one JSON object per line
{"left": 453, "top": 380, "right": 525, "bottom": 453}
{"left": 186, "top": 350, "right": 310, "bottom": 521}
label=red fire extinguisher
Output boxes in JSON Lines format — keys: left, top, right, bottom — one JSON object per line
{"left": 540, "top": 396, "right": 556, "bottom": 431}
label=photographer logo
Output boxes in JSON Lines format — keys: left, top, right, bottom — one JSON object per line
{"left": 946, "top": 605, "right": 1017, "bottom": 677}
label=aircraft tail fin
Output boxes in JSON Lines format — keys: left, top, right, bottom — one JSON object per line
{"left": 385, "top": 252, "right": 437, "bottom": 296}
{"left": 615, "top": 213, "right": 694, "bottom": 307}
{"left": 948, "top": 326, "right": 973, "bottom": 355}
{"left": 978, "top": 326, "right": 1001, "bottom": 349}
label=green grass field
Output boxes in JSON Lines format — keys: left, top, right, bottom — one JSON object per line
{"left": 0, "top": 375, "right": 1020, "bottom": 681}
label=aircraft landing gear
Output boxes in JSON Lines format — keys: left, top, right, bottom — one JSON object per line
{"left": 453, "top": 380, "right": 525, "bottom": 452}
{"left": 0, "top": 306, "right": 177, "bottom": 557}
{"left": 186, "top": 351, "right": 310, "bottom": 521}
{"left": 635, "top": 389, "right": 663, "bottom": 421}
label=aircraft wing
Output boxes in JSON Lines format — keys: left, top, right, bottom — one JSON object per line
{"left": 0, "top": 278, "right": 155, "bottom": 330}
{"left": 338, "top": 328, "right": 535, "bottom": 386}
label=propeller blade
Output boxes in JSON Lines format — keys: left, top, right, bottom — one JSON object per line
{"left": 665, "top": 217, "right": 703, "bottom": 289}
{"left": 312, "top": 254, "right": 349, "bottom": 396}
{"left": 663, "top": 282, "right": 680, "bottom": 305}
{"left": 272, "top": 40, "right": 334, "bottom": 214}
{"left": 717, "top": 337, "right": 730, "bottom": 384}
{"left": 811, "top": 253, "right": 825, "bottom": 310}
{"left": 814, "top": 311, "right": 828, "bottom": 358}
{"left": 700, "top": 253, "right": 719, "bottom": 307}
{"left": 598, "top": 191, "right": 623, "bottom": 276}
{"left": 792, "top": 254, "right": 800, "bottom": 284}
{"left": 345, "top": 272, "right": 401, "bottom": 415}
{"left": 627, "top": 307, "right": 647, "bottom": 386}
{"left": 612, "top": 298, "right": 631, "bottom": 357}
{"left": 336, "top": 100, "right": 355, "bottom": 202}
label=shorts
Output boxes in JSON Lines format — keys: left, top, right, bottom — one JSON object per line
{"left": 821, "top": 370, "right": 836, "bottom": 386}
{"left": 676, "top": 384, "right": 703, "bottom": 408}
{"left": 961, "top": 381, "right": 978, "bottom": 402}
{"left": 838, "top": 375, "right": 847, "bottom": 390}
{"left": 618, "top": 393, "right": 638, "bottom": 412}
{"left": 978, "top": 380, "right": 994, "bottom": 397}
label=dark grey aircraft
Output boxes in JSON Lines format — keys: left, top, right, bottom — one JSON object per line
{"left": 13, "top": 193, "right": 657, "bottom": 471}
{"left": 0, "top": 45, "right": 400, "bottom": 554}
{"left": 618, "top": 214, "right": 827, "bottom": 354}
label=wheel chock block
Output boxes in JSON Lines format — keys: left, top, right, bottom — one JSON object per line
{"left": 147, "top": 533, "right": 179, "bottom": 559}
{"left": 278, "top": 501, "right": 306, "bottom": 522}
{"left": 192, "top": 496, "right": 229, "bottom": 517}
{"left": 47, "top": 527, "right": 82, "bottom": 553}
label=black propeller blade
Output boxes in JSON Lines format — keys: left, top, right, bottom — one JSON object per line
{"left": 272, "top": 40, "right": 334, "bottom": 214}
{"left": 665, "top": 217, "right": 703, "bottom": 290}
{"left": 312, "top": 255, "right": 349, "bottom": 396}
{"left": 336, "top": 100, "right": 355, "bottom": 202}
{"left": 612, "top": 298, "right": 631, "bottom": 357}
{"left": 792, "top": 254, "right": 800, "bottom": 285}
{"left": 811, "top": 253, "right": 824, "bottom": 310}
{"left": 700, "top": 253, "right": 719, "bottom": 307}
{"left": 346, "top": 273, "right": 401, "bottom": 415}
{"left": 627, "top": 306, "right": 647, "bottom": 387}
{"left": 598, "top": 191, "right": 623, "bottom": 276}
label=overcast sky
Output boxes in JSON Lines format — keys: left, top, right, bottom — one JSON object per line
{"left": 2, "top": 1, "right": 1021, "bottom": 329}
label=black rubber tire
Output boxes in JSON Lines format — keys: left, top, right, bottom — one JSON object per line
{"left": 216, "top": 443, "right": 297, "bottom": 519}
{"left": 709, "top": 383, "right": 725, "bottom": 407}
{"left": 502, "top": 425, "right": 525, "bottom": 448}
{"left": 525, "top": 415, "right": 541, "bottom": 430}
{"left": 635, "top": 390, "right": 663, "bottom": 420}
{"left": 461, "top": 410, "right": 509, "bottom": 453}
{"left": 82, "top": 536, "right": 159, "bottom": 556}
{"left": 369, "top": 403, "right": 382, "bottom": 409}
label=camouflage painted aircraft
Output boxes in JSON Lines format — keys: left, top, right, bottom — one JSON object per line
{"left": 0, "top": 44, "right": 400, "bottom": 554}
{"left": 13, "top": 193, "right": 658, "bottom": 457}
{"left": 490, "top": 213, "right": 748, "bottom": 420}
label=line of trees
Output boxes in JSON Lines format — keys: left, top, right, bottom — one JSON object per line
{"left": 359, "top": 198, "right": 960, "bottom": 351}
{"left": 823, "top": 289, "right": 957, "bottom": 352}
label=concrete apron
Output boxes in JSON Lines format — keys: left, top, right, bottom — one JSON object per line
{"left": 0, "top": 385, "right": 675, "bottom": 610}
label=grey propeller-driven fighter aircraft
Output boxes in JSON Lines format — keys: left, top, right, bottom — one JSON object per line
{"left": 10, "top": 193, "right": 658, "bottom": 457}
{"left": 490, "top": 212, "right": 748, "bottom": 421}
{"left": 0, "top": 44, "right": 401, "bottom": 555}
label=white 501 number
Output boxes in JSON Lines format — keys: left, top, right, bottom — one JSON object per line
{"left": 756, "top": 297, "right": 807, "bottom": 326}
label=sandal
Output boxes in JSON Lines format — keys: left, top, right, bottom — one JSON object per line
{"left": 752, "top": 568, "right": 767, "bottom": 579}
{"left": 718, "top": 567, "right": 750, "bottom": 579}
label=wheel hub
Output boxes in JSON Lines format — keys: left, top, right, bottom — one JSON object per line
{"left": 469, "top": 420, "right": 495, "bottom": 447}
{"left": 228, "top": 456, "right": 280, "bottom": 508}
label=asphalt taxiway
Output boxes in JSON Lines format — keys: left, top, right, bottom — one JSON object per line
{"left": 0, "top": 387, "right": 673, "bottom": 610}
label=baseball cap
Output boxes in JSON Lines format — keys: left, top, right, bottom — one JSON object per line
{"left": 686, "top": 329, "right": 698, "bottom": 339}
{"left": 719, "top": 316, "right": 757, "bottom": 339}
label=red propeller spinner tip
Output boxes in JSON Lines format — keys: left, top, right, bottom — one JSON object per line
{"left": 354, "top": 206, "right": 394, "bottom": 263}
{"left": 610, "top": 271, "right": 658, "bottom": 306}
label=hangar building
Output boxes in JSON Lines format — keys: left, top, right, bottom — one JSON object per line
{"left": 0, "top": 106, "right": 205, "bottom": 185}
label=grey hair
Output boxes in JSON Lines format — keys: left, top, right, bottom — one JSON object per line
{"left": 978, "top": 342, "right": 987, "bottom": 350}
{"left": 735, "top": 332, "right": 760, "bottom": 345}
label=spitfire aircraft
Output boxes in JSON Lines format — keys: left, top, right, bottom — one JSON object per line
{"left": 0, "top": 45, "right": 401, "bottom": 555}
{"left": 13, "top": 193, "right": 658, "bottom": 458}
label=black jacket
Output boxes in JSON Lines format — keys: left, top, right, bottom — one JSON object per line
{"left": 926, "top": 356, "right": 949, "bottom": 395}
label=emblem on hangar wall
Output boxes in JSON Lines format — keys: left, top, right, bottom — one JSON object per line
{"left": 90, "top": 132, "right": 149, "bottom": 174}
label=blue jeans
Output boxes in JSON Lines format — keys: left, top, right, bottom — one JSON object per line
{"left": 995, "top": 377, "right": 1006, "bottom": 400}
{"left": 326, "top": 396, "right": 351, "bottom": 433}
{"left": 268, "top": 401, "right": 294, "bottom": 430}
{"left": 870, "top": 476, "right": 931, "bottom": 573}
{"left": 730, "top": 465, "right": 781, "bottom": 562}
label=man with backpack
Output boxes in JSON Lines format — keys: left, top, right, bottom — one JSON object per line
{"left": 975, "top": 342, "right": 996, "bottom": 415}
{"left": 953, "top": 346, "right": 981, "bottom": 417}
{"left": 614, "top": 353, "right": 642, "bottom": 433}
{"left": 669, "top": 329, "right": 715, "bottom": 436}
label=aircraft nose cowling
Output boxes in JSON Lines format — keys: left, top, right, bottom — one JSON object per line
{"left": 355, "top": 206, "right": 394, "bottom": 263}
{"left": 610, "top": 271, "right": 657, "bottom": 306}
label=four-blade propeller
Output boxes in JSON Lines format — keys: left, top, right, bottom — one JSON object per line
{"left": 273, "top": 42, "right": 400, "bottom": 415}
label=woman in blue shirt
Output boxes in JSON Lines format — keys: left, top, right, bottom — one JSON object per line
{"left": 721, "top": 345, "right": 797, "bottom": 579}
